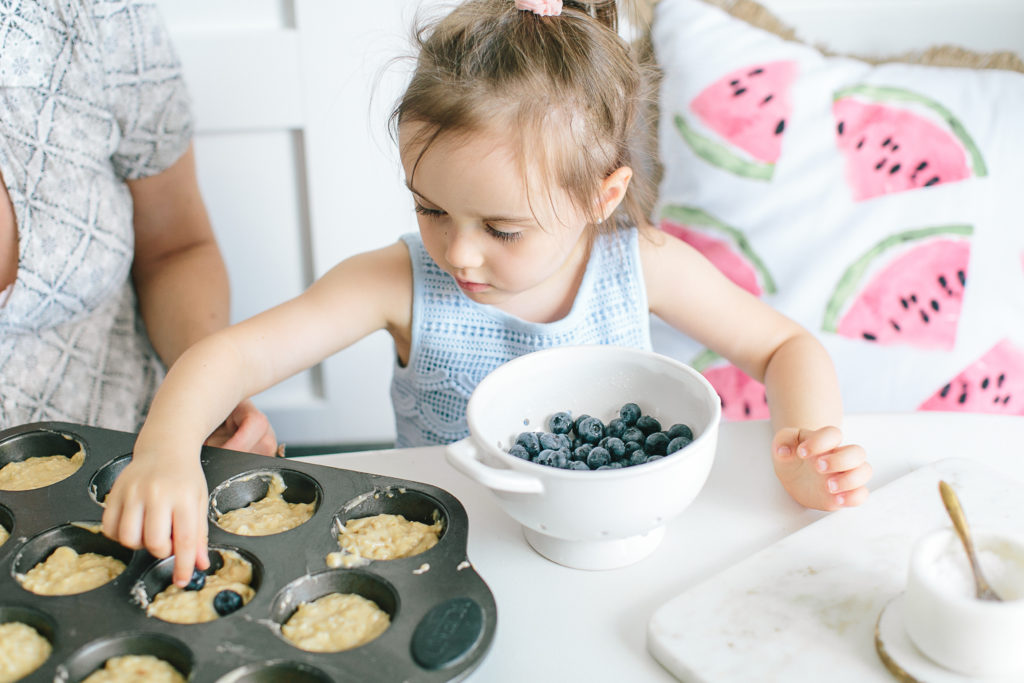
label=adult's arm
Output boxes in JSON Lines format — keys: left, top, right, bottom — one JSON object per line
{"left": 127, "top": 144, "right": 276, "bottom": 456}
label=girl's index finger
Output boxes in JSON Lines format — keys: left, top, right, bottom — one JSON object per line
{"left": 797, "top": 425, "right": 843, "bottom": 456}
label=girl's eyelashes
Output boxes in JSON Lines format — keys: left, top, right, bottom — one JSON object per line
{"left": 414, "top": 203, "right": 446, "bottom": 218}
{"left": 485, "top": 225, "right": 522, "bottom": 243}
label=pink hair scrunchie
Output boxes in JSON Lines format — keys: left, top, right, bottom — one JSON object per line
{"left": 514, "top": 0, "right": 563, "bottom": 16}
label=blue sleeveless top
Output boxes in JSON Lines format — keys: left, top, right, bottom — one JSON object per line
{"left": 391, "top": 228, "right": 652, "bottom": 447}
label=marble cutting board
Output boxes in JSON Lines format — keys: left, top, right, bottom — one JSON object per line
{"left": 647, "top": 458, "right": 1024, "bottom": 682}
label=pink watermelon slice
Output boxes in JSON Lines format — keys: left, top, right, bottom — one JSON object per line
{"left": 693, "top": 349, "right": 769, "bottom": 421}
{"left": 674, "top": 60, "right": 798, "bottom": 180}
{"left": 919, "top": 340, "right": 1024, "bottom": 415}
{"left": 660, "top": 205, "right": 776, "bottom": 296}
{"left": 823, "top": 225, "right": 972, "bottom": 350}
{"left": 833, "top": 85, "right": 986, "bottom": 201}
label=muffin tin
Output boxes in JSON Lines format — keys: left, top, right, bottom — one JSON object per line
{"left": 0, "top": 422, "right": 496, "bottom": 682}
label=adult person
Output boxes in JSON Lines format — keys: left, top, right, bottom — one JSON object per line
{"left": 0, "top": 0, "right": 275, "bottom": 455}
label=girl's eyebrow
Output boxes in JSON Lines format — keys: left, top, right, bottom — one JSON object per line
{"left": 405, "top": 181, "right": 537, "bottom": 225}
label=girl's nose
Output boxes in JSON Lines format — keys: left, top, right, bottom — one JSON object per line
{"left": 445, "top": 226, "right": 484, "bottom": 269}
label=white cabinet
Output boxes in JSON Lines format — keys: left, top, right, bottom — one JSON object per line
{"left": 155, "top": 0, "right": 449, "bottom": 446}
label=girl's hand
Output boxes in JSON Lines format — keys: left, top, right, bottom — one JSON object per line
{"left": 771, "top": 426, "right": 872, "bottom": 511}
{"left": 101, "top": 455, "right": 210, "bottom": 587}
{"left": 204, "top": 399, "right": 278, "bottom": 456}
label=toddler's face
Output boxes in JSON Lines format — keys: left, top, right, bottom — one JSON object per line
{"left": 400, "top": 121, "right": 592, "bottom": 314}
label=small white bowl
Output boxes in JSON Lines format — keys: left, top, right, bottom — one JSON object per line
{"left": 445, "top": 345, "right": 721, "bottom": 570}
{"left": 903, "top": 527, "right": 1024, "bottom": 677}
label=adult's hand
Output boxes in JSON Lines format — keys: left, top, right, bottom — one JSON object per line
{"left": 204, "top": 399, "right": 279, "bottom": 456}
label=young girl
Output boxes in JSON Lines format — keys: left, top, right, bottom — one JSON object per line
{"left": 103, "top": 0, "right": 871, "bottom": 586}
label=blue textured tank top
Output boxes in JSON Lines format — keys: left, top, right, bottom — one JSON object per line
{"left": 390, "top": 228, "right": 652, "bottom": 447}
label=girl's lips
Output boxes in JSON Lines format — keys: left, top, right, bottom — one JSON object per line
{"left": 456, "top": 278, "right": 489, "bottom": 293}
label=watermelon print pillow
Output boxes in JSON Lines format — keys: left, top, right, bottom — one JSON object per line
{"left": 650, "top": 0, "right": 1024, "bottom": 419}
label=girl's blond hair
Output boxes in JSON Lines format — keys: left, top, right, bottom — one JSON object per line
{"left": 392, "top": 0, "right": 655, "bottom": 232}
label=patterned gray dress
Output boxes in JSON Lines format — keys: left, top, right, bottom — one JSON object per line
{"left": 0, "top": 0, "right": 193, "bottom": 430}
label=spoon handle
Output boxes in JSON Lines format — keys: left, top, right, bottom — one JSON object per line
{"left": 938, "top": 480, "right": 1001, "bottom": 601}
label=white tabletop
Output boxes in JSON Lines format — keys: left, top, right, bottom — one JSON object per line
{"left": 298, "top": 413, "right": 1024, "bottom": 682}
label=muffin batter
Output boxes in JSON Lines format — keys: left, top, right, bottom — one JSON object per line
{"left": 0, "top": 622, "right": 51, "bottom": 683}
{"left": 215, "top": 473, "right": 314, "bottom": 536}
{"left": 281, "top": 592, "right": 390, "bottom": 652}
{"left": 18, "top": 545, "right": 126, "bottom": 595}
{"left": 81, "top": 654, "right": 185, "bottom": 683}
{"left": 146, "top": 549, "right": 255, "bottom": 624}
{"left": 0, "top": 525, "right": 8, "bottom": 548}
{"left": 327, "top": 513, "right": 443, "bottom": 568}
{"left": 0, "top": 449, "right": 85, "bottom": 490}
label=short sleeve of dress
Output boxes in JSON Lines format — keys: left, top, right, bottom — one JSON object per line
{"left": 94, "top": 0, "right": 194, "bottom": 180}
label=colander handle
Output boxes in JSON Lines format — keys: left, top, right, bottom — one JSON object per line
{"left": 445, "top": 438, "right": 544, "bottom": 494}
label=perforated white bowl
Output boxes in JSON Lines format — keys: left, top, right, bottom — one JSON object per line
{"left": 446, "top": 345, "right": 721, "bottom": 570}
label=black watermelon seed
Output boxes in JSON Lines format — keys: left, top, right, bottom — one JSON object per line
{"left": 889, "top": 320, "right": 901, "bottom": 332}
{"left": 924, "top": 177, "right": 940, "bottom": 186}
{"left": 958, "top": 385, "right": 968, "bottom": 404}
{"left": 862, "top": 332, "right": 877, "bottom": 341}
{"left": 998, "top": 373, "right": 1006, "bottom": 387}
{"left": 920, "top": 310, "right": 930, "bottom": 324}
{"left": 775, "top": 119, "right": 785, "bottom": 135}
{"left": 733, "top": 87, "right": 747, "bottom": 96}
{"left": 875, "top": 159, "right": 886, "bottom": 170}
{"left": 730, "top": 79, "right": 739, "bottom": 86}
{"left": 749, "top": 68, "right": 764, "bottom": 75}
{"left": 939, "top": 383, "right": 951, "bottom": 398}
{"left": 930, "top": 300, "right": 940, "bottom": 312}
{"left": 916, "top": 161, "right": 928, "bottom": 170}
{"left": 856, "top": 139, "right": 865, "bottom": 149}
{"left": 900, "top": 297, "right": 909, "bottom": 309}
{"left": 762, "top": 94, "right": 774, "bottom": 105}
{"left": 837, "top": 121, "right": 844, "bottom": 135}
{"left": 958, "top": 270, "right": 966, "bottom": 287}
{"left": 889, "top": 164, "right": 901, "bottom": 174}
{"left": 882, "top": 137, "right": 891, "bottom": 147}
{"left": 982, "top": 377, "right": 990, "bottom": 389}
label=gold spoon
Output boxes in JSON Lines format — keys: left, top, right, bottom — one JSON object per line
{"left": 938, "top": 480, "right": 1002, "bottom": 602}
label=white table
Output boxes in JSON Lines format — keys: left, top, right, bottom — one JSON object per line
{"left": 298, "top": 413, "right": 1024, "bottom": 681}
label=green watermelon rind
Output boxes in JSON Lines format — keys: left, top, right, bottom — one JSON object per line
{"left": 691, "top": 348, "right": 721, "bottom": 372}
{"left": 661, "top": 204, "right": 778, "bottom": 294}
{"left": 833, "top": 84, "right": 988, "bottom": 178}
{"left": 673, "top": 114, "right": 775, "bottom": 181}
{"left": 822, "top": 224, "right": 974, "bottom": 333}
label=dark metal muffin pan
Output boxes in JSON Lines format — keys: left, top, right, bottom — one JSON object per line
{"left": 0, "top": 422, "right": 496, "bottom": 682}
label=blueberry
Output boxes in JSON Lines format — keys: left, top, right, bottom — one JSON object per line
{"left": 515, "top": 432, "right": 541, "bottom": 457}
{"left": 667, "top": 436, "right": 692, "bottom": 454}
{"left": 535, "top": 449, "right": 557, "bottom": 466}
{"left": 605, "top": 418, "right": 626, "bottom": 439}
{"left": 548, "top": 411, "right": 573, "bottom": 434}
{"left": 635, "top": 415, "right": 662, "bottom": 435}
{"left": 667, "top": 423, "right": 694, "bottom": 441}
{"left": 586, "top": 446, "right": 611, "bottom": 469}
{"left": 567, "top": 460, "right": 590, "bottom": 470}
{"left": 646, "top": 455, "right": 665, "bottom": 463}
{"left": 601, "top": 437, "right": 626, "bottom": 460}
{"left": 508, "top": 444, "right": 530, "bottom": 460}
{"left": 645, "top": 431, "right": 669, "bottom": 455}
{"left": 539, "top": 432, "right": 564, "bottom": 451}
{"left": 551, "top": 450, "right": 570, "bottom": 468}
{"left": 623, "top": 440, "right": 643, "bottom": 456}
{"left": 573, "top": 413, "right": 592, "bottom": 435}
{"left": 213, "top": 589, "right": 243, "bottom": 616}
{"left": 621, "top": 426, "right": 644, "bottom": 444}
{"left": 572, "top": 444, "right": 593, "bottom": 462}
{"left": 628, "top": 450, "right": 648, "bottom": 467}
{"left": 184, "top": 568, "right": 206, "bottom": 591}
{"left": 576, "top": 417, "right": 605, "bottom": 444}
{"left": 619, "top": 403, "right": 641, "bottom": 426}
{"left": 605, "top": 461, "right": 624, "bottom": 469}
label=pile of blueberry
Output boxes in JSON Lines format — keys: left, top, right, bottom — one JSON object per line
{"left": 507, "top": 402, "right": 694, "bottom": 471}
{"left": 184, "top": 567, "right": 244, "bottom": 616}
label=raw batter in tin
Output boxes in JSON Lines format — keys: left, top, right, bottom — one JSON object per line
{"left": 18, "top": 545, "right": 126, "bottom": 595}
{"left": 81, "top": 654, "right": 185, "bottom": 683}
{"left": 326, "top": 513, "right": 443, "bottom": 568}
{"left": 0, "top": 449, "right": 85, "bottom": 490}
{"left": 0, "top": 622, "right": 51, "bottom": 683}
{"left": 146, "top": 549, "right": 255, "bottom": 624}
{"left": 215, "top": 473, "right": 314, "bottom": 536}
{"left": 281, "top": 592, "right": 390, "bottom": 652}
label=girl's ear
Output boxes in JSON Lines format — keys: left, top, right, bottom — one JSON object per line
{"left": 597, "top": 166, "right": 633, "bottom": 222}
